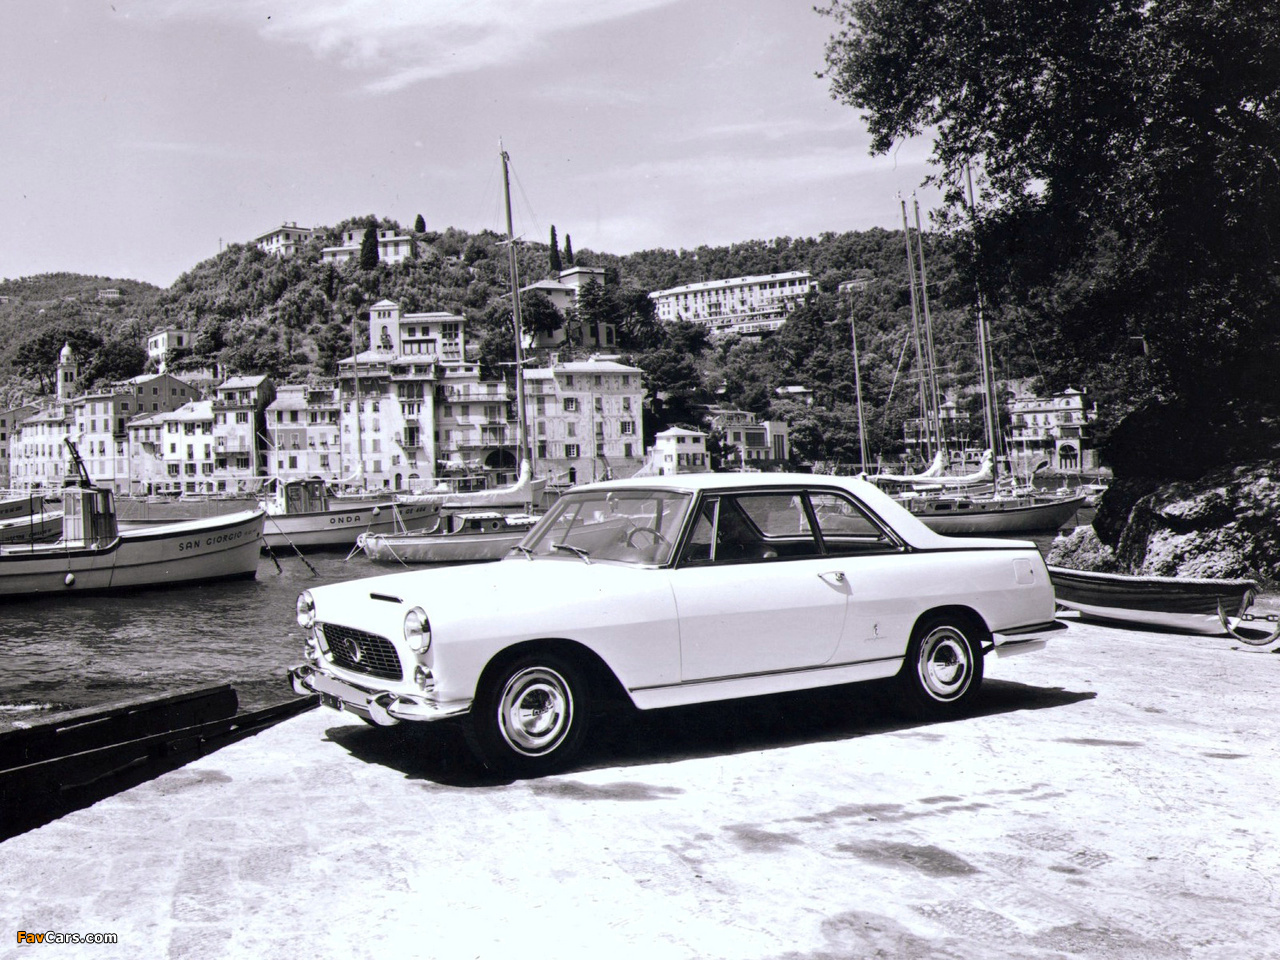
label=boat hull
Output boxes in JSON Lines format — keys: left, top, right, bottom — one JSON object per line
{"left": 0, "top": 509, "right": 266, "bottom": 598}
{"left": 912, "top": 496, "right": 1086, "bottom": 535}
{"left": 262, "top": 501, "right": 438, "bottom": 550}
{"left": 1048, "top": 566, "right": 1258, "bottom": 634}
{"left": 0, "top": 511, "right": 62, "bottom": 544}
{"left": 359, "top": 530, "right": 527, "bottom": 564}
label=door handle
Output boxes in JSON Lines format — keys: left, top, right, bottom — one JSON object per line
{"left": 819, "top": 571, "right": 846, "bottom": 584}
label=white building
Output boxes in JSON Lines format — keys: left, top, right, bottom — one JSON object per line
{"left": 253, "top": 222, "right": 314, "bottom": 258}
{"left": 0, "top": 404, "right": 38, "bottom": 488}
{"left": 652, "top": 427, "right": 710, "bottom": 475}
{"left": 650, "top": 271, "right": 811, "bottom": 337}
{"left": 1007, "top": 387, "right": 1099, "bottom": 473}
{"left": 146, "top": 327, "right": 191, "bottom": 373}
{"left": 321, "top": 227, "right": 415, "bottom": 265}
{"left": 265, "top": 382, "right": 340, "bottom": 483}
{"left": 521, "top": 266, "right": 617, "bottom": 351}
{"left": 212, "top": 375, "right": 274, "bottom": 488}
{"left": 708, "top": 407, "right": 791, "bottom": 468}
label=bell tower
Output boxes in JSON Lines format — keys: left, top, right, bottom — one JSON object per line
{"left": 56, "top": 343, "right": 78, "bottom": 401}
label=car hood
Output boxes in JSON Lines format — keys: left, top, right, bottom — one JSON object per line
{"left": 307, "top": 556, "right": 661, "bottom": 638}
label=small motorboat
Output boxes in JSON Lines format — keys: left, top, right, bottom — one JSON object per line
{"left": 1048, "top": 565, "right": 1280, "bottom": 643}
{"left": 357, "top": 511, "right": 540, "bottom": 565}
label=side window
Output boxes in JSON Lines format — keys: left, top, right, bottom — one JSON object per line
{"left": 810, "top": 492, "right": 898, "bottom": 556}
{"left": 713, "top": 493, "right": 819, "bottom": 562}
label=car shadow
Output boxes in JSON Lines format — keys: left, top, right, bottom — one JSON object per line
{"left": 322, "top": 679, "right": 1095, "bottom": 788}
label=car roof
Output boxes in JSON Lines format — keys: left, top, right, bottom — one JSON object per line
{"left": 566, "top": 472, "right": 1031, "bottom": 552}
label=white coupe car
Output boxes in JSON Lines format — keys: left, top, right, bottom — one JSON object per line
{"left": 290, "top": 473, "right": 1062, "bottom": 776}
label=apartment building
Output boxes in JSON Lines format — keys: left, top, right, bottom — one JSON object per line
{"left": 524, "top": 357, "right": 645, "bottom": 484}
{"left": 0, "top": 404, "right": 38, "bottom": 489}
{"left": 265, "top": 381, "right": 340, "bottom": 483}
{"left": 212, "top": 375, "right": 273, "bottom": 489}
{"left": 649, "top": 271, "right": 811, "bottom": 337}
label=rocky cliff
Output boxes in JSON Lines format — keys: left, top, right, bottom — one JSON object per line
{"left": 1049, "top": 461, "right": 1280, "bottom": 585}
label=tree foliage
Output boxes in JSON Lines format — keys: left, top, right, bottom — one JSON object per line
{"left": 549, "top": 226, "right": 563, "bottom": 274}
{"left": 359, "top": 226, "right": 380, "bottom": 270}
{"left": 820, "top": 0, "right": 1280, "bottom": 477}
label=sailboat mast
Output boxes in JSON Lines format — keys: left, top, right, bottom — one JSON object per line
{"left": 500, "top": 142, "right": 531, "bottom": 474}
{"left": 913, "top": 198, "right": 945, "bottom": 462}
{"left": 848, "top": 294, "right": 870, "bottom": 473}
{"left": 350, "top": 309, "right": 364, "bottom": 489}
{"left": 965, "top": 163, "right": 1002, "bottom": 486}
{"left": 900, "top": 199, "right": 934, "bottom": 463}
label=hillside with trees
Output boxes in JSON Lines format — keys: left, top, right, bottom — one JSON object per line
{"left": 0, "top": 216, "right": 1047, "bottom": 466}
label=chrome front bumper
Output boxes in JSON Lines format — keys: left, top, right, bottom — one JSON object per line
{"left": 988, "top": 619, "right": 1068, "bottom": 658}
{"left": 290, "top": 663, "right": 472, "bottom": 726}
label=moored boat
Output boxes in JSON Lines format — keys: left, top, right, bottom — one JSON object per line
{"left": 0, "top": 484, "right": 265, "bottom": 598}
{"left": 0, "top": 509, "right": 63, "bottom": 544}
{"left": 910, "top": 494, "right": 1086, "bottom": 535}
{"left": 260, "top": 478, "right": 439, "bottom": 550}
{"left": 1048, "top": 565, "right": 1278, "bottom": 640}
{"left": 357, "top": 511, "right": 539, "bottom": 564}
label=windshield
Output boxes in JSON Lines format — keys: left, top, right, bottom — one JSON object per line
{"left": 520, "top": 488, "right": 693, "bottom": 565}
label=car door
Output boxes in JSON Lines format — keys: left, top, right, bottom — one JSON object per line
{"left": 670, "top": 492, "right": 849, "bottom": 682}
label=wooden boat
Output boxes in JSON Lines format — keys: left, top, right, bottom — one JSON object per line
{"left": 0, "top": 509, "right": 63, "bottom": 544}
{"left": 357, "top": 511, "right": 540, "bottom": 564}
{"left": 0, "top": 484, "right": 265, "bottom": 598}
{"left": 909, "top": 494, "right": 1086, "bottom": 535}
{"left": 260, "top": 478, "right": 439, "bottom": 550}
{"left": 1048, "top": 565, "right": 1280, "bottom": 641}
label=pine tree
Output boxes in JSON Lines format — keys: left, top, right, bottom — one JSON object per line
{"left": 414, "top": 213, "right": 426, "bottom": 233}
{"left": 563, "top": 234, "right": 574, "bottom": 266}
{"left": 359, "top": 226, "right": 379, "bottom": 269}
{"left": 549, "top": 226, "right": 563, "bottom": 274}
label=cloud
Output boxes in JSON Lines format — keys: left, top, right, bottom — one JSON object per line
{"left": 136, "top": 0, "right": 680, "bottom": 91}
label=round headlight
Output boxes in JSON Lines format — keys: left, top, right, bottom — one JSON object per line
{"left": 404, "top": 606, "right": 431, "bottom": 652}
{"left": 296, "top": 590, "right": 316, "bottom": 629}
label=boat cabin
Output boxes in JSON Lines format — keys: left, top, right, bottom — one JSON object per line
{"left": 277, "top": 479, "right": 330, "bottom": 516}
{"left": 62, "top": 485, "right": 119, "bottom": 547}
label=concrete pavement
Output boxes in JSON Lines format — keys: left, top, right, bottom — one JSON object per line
{"left": 2, "top": 616, "right": 1278, "bottom": 960}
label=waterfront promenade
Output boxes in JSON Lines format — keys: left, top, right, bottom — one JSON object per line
{"left": 2, "top": 617, "right": 1277, "bottom": 959}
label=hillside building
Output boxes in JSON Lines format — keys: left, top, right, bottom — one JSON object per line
{"left": 520, "top": 266, "right": 617, "bottom": 351}
{"left": 253, "top": 222, "right": 314, "bottom": 258}
{"left": 651, "top": 427, "right": 710, "bottom": 475}
{"left": 707, "top": 407, "right": 791, "bottom": 468}
{"left": 649, "top": 271, "right": 811, "bottom": 337}
{"left": 146, "top": 327, "right": 191, "bottom": 373}
{"left": 321, "top": 228, "right": 415, "bottom": 265}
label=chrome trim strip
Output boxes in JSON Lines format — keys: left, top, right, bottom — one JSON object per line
{"left": 628, "top": 654, "right": 904, "bottom": 693}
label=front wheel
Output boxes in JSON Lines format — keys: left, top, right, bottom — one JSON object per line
{"left": 896, "top": 615, "right": 984, "bottom": 720}
{"left": 464, "top": 652, "right": 590, "bottom": 777}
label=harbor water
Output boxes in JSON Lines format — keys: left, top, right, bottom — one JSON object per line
{"left": 0, "top": 528, "right": 1075, "bottom": 733}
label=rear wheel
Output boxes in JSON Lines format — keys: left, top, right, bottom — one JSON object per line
{"left": 464, "top": 651, "right": 590, "bottom": 777}
{"left": 896, "top": 614, "right": 984, "bottom": 720}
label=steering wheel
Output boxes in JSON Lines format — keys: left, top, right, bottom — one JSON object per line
{"left": 625, "top": 526, "right": 671, "bottom": 549}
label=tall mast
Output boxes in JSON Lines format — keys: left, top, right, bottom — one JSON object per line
{"left": 965, "top": 163, "right": 1002, "bottom": 485}
{"left": 900, "top": 198, "right": 934, "bottom": 462}
{"left": 848, "top": 294, "right": 870, "bottom": 473}
{"left": 350, "top": 308, "right": 364, "bottom": 489}
{"left": 500, "top": 142, "right": 531, "bottom": 474}
{"left": 913, "top": 198, "right": 945, "bottom": 461}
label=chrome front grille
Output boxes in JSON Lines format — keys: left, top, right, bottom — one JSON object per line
{"left": 319, "top": 623, "right": 403, "bottom": 681}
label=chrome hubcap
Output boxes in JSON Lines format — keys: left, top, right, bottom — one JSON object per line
{"left": 917, "top": 627, "right": 972, "bottom": 702}
{"left": 498, "top": 666, "right": 572, "bottom": 756}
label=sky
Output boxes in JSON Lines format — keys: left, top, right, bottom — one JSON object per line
{"left": 1, "top": 0, "right": 940, "bottom": 289}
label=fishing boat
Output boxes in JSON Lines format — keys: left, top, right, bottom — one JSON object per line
{"left": 1048, "top": 566, "right": 1280, "bottom": 642}
{"left": 0, "top": 482, "right": 265, "bottom": 598}
{"left": 357, "top": 510, "right": 540, "bottom": 564}
{"left": 260, "top": 478, "right": 438, "bottom": 551}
